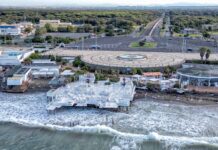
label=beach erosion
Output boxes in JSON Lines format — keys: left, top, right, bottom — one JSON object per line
{"left": 0, "top": 91, "right": 218, "bottom": 149}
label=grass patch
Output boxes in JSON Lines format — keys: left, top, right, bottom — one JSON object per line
{"left": 173, "top": 33, "right": 202, "bottom": 38}
{"left": 208, "top": 31, "right": 218, "bottom": 35}
{"left": 160, "top": 29, "right": 165, "bottom": 37}
{"left": 130, "top": 42, "right": 157, "bottom": 48}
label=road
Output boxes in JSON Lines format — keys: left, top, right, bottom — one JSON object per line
{"left": 64, "top": 17, "right": 164, "bottom": 51}
{"left": 61, "top": 14, "right": 218, "bottom": 53}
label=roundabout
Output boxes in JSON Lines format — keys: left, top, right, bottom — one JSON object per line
{"left": 45, "top": 49, "right": 218, "bottom": 69}
{"left": 80, "top": 52, "right": 186, "bottom": 69}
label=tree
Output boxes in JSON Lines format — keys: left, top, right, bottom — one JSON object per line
{"left": 24, "top": 27, "right": 32, "bottom": 33}
{"left": 199, "top": 47, "right": 207, "bottom": 62}
{"left": 58, "top": 27, "right": 68, "bottom": 32}
{"left": 205, "top": 48, "right": 211, "bottom": 61}
{"left": 67, "top": 26, "right": 75, "bottom": 32}
{"left": 45, "top": 35, "right": 53, "bottom": 43}
{"left": 35, "top": 27, "right": 47, "bottom": 36}
{"left": 45, "top": 23, "right": 56, "bottom": 32}
{"left": 139, "top": 41, "right": 145, "bottom": 47}
{"left": 202, "top": 31, "right": 211, "bottom": 39}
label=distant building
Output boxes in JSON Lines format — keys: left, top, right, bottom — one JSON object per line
{"left": 39, "top": 20, "right": 72, "bottom": 28}
{"left": 182, "top": 28, "right": 199, "bottom": 35}
{"left": 202, "top": 23, "right": 218, "bottom": 31}
{"left": 0, "top": 25, "right": 21, "bottom": 36}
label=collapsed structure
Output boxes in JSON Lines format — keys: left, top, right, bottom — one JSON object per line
{"left": 46, "top": 75, "right": 135, "bottom": 111}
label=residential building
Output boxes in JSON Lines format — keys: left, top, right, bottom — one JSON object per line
{"left": 182, "top": 28, "right": 199, "bottom": 35}
{"left": 0, "top": 50, "right": 34, "bottom": 66}
{"left": 2, "top": 67, "right": 31, "bottom": 93}
{"left": 0, "top": 25, "right": 21, "bottom": 36}
{"left": 39, "top": 20, "right": 72, "bottom": 28}
{"left": 202, "top": 23, "right": 218, "bottom": 31}
{"left": 25, "top": 59, "right": 60, "bottom": 79}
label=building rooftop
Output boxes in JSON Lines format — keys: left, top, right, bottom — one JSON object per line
{"left": 143, "top": 72, "right": 162, "bottom": 77}
{"left": 177, "top": 65, "right": 218, "bottom": 79}
{"left": 0, "top": 25, "right": 17, "bottom": 29}
{"left": 15, "top": 68, "right": 30, "bottom": 75}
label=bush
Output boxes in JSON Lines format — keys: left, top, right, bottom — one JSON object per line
{"left": 32, "top": 36, "right": 45, "bottom": 43}
{"left": 29, "top": 53, "right": 41, "bottom": 59}
{"left": 56, "top": 56, "right": 62, "bottom": 62}
{"left": 73, "top": 57, "right": 85, "bottom": 67}
{"left": 139, "top": 41, "right": 145, "bottom": 46}
{"left": 146, "top": 82, "right": 160, "bottom": 92}
{"left": 81, "top": 65, "right": 90, "bottom": 71}
{"left": 109, "top": 77, "right": 120, "bottom": 83}
{"left": 95, "top": 73, "right": 107, "bottom": 81}
{"left": 75, "top": 70, "right": 87, "bottom": 75}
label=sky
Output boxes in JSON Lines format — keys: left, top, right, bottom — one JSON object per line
{"left": 1, "top": 0, "right": 218, "bottom": 7}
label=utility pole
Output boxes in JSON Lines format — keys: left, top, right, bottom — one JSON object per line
{"left": 95, "top": 26, "right": 98, "bottom": 51}
{"left": 82, "top": 37, "right": 84, "bottom": 50}
{"left": 182, "top": 37, "right": 187, "bottom": 53}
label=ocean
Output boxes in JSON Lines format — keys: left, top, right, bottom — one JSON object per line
{"left": 0, "top": 92, "right": 218, "bottom": 150}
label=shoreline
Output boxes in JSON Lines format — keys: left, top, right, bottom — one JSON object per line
{"left": 142, "top": 91, "right": 218, "bottom": 106}
{"left": 0, "top": 91, "right": 218, "bottom": 137}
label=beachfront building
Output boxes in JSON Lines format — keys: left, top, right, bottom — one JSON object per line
{"left": 2, "top": 67, "right": 31, "bottom": 92}
{"left": 26, "top": 59, "right": 60, "bottom": 79}
{"left": 177, "top": 65, "right": 218, "bottom": 93}
{"left": 143, "top": 72, "right": 163, "bottom": 79}
{"left": 0, "top": 50, "right": 34, "bottom": 66}
{"left": 46, "top": 76, "right": 135, "bottom": 111}
{"left": 132, "top": 73, "right": 178, "bottom": 91}
{"left": 0, "top": 25, "right": 21, "bottom": 36}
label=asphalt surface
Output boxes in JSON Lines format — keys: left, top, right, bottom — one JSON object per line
{"left": 63, "top": 16, "right": 218, "bottom": 53}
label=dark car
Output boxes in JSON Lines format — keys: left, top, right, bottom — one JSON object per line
{"left": 187, "top": 48, "right": 193, "bottom": 52}
{"left": 90, "top": 45, "right": 101, "bottom": 50}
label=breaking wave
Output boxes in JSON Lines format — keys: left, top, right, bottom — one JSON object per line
{"left": 0, "top": 118, "right": 218, "bottom": 150}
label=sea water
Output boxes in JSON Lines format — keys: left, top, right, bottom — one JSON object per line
{"left": 0, "top": 92, "right": 218, "bottom": 150}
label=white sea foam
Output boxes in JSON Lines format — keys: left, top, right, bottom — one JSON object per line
{"left": 1, "top": 118, "right": 218, "bottom": 150}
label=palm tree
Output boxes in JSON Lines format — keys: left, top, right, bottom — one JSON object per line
{"left": 199, "top": 47, "right": 207, "bottom": 62}
{"left": 205, "top": 48, "right": 211, "bottom": 62}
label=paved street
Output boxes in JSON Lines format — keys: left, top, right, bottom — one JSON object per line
{"left": 62, "top": 16, "right": 218, "bottom": 53}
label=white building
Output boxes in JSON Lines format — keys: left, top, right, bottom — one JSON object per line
{"left": 202, "top": 23, "right": 218, "bottom": 31}
{"left": 0, "top": 50, "right": 34, "bottom": 66}
{"left": 0, "top": 25, "right": 21, "bottom": 36}
{"left": 182, "top": 28, "right": 199, "bottom": 35}
{"left": 26, "top": 60, "right": 60, "bottom": 79}
{"left": 39, "top": 20, "right": 72, "bottom": 28}
{"left": 32, "top": 59, "right": 56, "bottom": 65}
{"left": 7, "top": 68, "right": 31, "bottom": 86}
